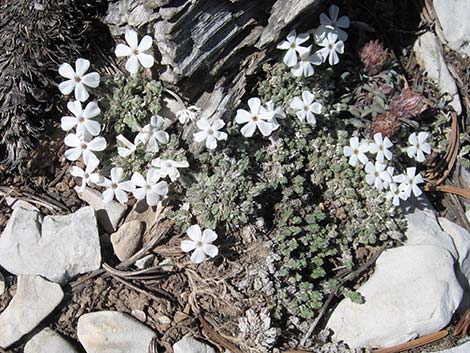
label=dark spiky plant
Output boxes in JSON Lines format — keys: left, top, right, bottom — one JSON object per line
{"left": 0, "top": 0, "right": 107, "bottom": 171}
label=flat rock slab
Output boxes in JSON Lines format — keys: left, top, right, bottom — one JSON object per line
{"left": 24, "top": 328, "right": 79, "bottom": 353}
{"left": 75, "top": 186, "right": 127, "bottom": 233}
{"left": 77, "top": 311, "right": 156, "bottom": 353}
{"left": 173, "top": 336, "right": 216, "bottom": 353}
{"left": 413, "top": 31, "right": 462, "bottom": 114}
{"left": 0, "top": 275, "right": 64, "bottom": 349}
{"left": 434, "top": 0, "right": 470, "bottom": 56}
{"left": 327, "top": 245, "right": 462, "bottom": 349}
{"left": 0, "top": 206, "right": 101, "bottom": 284}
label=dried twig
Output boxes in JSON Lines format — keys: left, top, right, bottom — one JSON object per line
{"left": 300, "top": 244, "right": 388, "bottom": 347}
{"left": 425, "top": 112, "right": 459, "bottom": 185}
{"left": 199, "top": 315, "right": 244, "bottom": 353}
{"left": 0, "top": 185, "right": 66, "bottom": 213}
{"left": 373, "top": 330, "right": 448, "bottom": 353}
{"left": 104, "top": 268, "right": 176, "bottom": 304}
{"left": 454, "top": 309, "right": 470, "bottom": 337}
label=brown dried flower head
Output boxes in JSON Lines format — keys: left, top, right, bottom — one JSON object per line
{"left": 372, "top": 113, "right": 401, "bottom": 137}
{"left": 359, "top": 40, "right": 390, "bottom": 75}
{"left": 389, "top": 87, "right": 429, "bottom": 121}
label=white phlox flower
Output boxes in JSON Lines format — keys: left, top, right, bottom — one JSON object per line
{"left": 58, "top": 58, "right": 100, "bottom": 102}
{"left": 319, "top": 4, "right": 350, "bottom": 41}
{"left": 70, "top": 156, "right": 101, "bottom": 192}
{"left": 290, "top": 91, "right": 322, "bottom": 125}
{"left": 276, "top": 30, "right": 310, "bottom": 67}
{"left": 386, "top": 183, "right": 408, "bottom": 206}
{"left": 61, "top": 100, "right": 101, "bottom": 137}
{"left": 407, "top": 132, "right": 432, "bottom": 163}
{"left": 382, "top": 166, "right": 395, "bottom": 189}
{"left": 368, "top": 132, "right": 393, "bottom": 163}
{"left": 193, "top": 118, "right": 228, "bottom": 150}
{"left": 151, "top": 158, "right": 189, "bottom": 182}
{"left": 98, "top": 167, "right": 134, "bottom": 204}
{"left": 316, "top": 32, "right": 344, "bottom": 66}
{"left": 343, "top": 136, "right": 369, "bottom": 167}
{"left": 235, "top": 97, "right": 275, "bottom": 138}
{"left": 364, "top": 160, "right": 391, "bottom": 190}
{"left": 176, "top": 106, "right": 200, "bottom": 124}
{"left": 131, "top": 168, "right": 169, "bottom": 207}
{"left": 64, "top": 133, "right": 107, "bottom": 163}
{"left": 115, "top": 29, "right": 154, "bottom": 74}
{"left": 265, "top": 100, "right": 286, "bottom": 130}
{"left": 395, "top": 167, "right": 424, "bottom": 198}
{"left": 180, "top": 224, "right": 219, "bottom": 264}
{"left": 116, "top": 134, "right": 137, "bottom": 158}
{"left": 134, "top": 115, "right": 169, "bottom": 153}
{"left": 291, "top": 46, "right": 323, "bottom": 78}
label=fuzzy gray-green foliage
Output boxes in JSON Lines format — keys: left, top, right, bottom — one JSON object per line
{"left": 101, "top": 73, "right": 162, "bottom": 135}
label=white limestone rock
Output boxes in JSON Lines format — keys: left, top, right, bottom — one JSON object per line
{"left": 0, "top": 206, "right": 101, "bottom": 284}
{"left": 434, "top": 0, "right": 470, "bottom": 56}
{"left": 0, "top": 272, "right": 4, "bottom": 296}
{"left": 414, "top": 32, "right": 462, "bottom": 114}
{"left": 75, "top": 186, "right": 127, "bottom": 233}
{"left": 110, "top": 220, "right": 143, "bottom": 261}
{"left": 24, "top": 328, "right": 79, "bottom": 353}
{"left": 77, "top": 311, "right": 156, "bottom": 353}
{"left": 0, "top": 276, "right": 64, "bottom": 349}
{"left": 173, "top": 336, "right": 216, "bottom": 353}
{"left": 326, "top": 245, "right": 463, "bottom": 349}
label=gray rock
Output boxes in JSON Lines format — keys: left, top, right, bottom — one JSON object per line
{"left": 110, "top": 220, "right": 144, "bottom": 261}
{"left": 327, "top": 245, "right": 462, "bottom": 348}
{"left": 77, "top": 311, "right": 156, "bottom": 353}
{"left": 402, "top": 196, "right": 458, "bottom": 258}
{"left": 257, "top": 0, "right": 323, "bottom": 48}
{"left": 104, "top": 0, "right": 160, "bottom": 36}
{"left": 0, "top": 206, "right": 101, "bottom": 284}
{"left": 428, "top": 341, "right": 470, "bottom": 353}
{"left": 0, "top": 276, "right": 64, "bottom": 348}
{"left": 173, "top": 336, "right": 216, "bottom": 353}
{"left": 24, "top": 328, "right": 79, "bottom": 353}
{"left": 439, "top": 217, "right": 470, "bottom": 310}
{"left": 75, "top": 186, "right": 127, "bottom": 233}
{"left": 434, "top": 0, "right": 470, "bottom": 56}
{"left": 413, "top": 32, "right": 462, "bottom": 114}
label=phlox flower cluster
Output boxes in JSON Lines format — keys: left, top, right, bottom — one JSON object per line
{"left": 343, "top": 131, "right": 432, "bottom": 206}
{"left": 276, "top": 5, "right": 350, "bottom": 77}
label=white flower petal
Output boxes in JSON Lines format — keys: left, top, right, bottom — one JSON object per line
{"left": 61, "top": 116, "right": 77, "bottom": 131}
{"left": 235, "top": 109, "right": 252, "bottom": 124}
{"left": 64, "top": 147, "right": 83, "bottom": 161}
{"left": 102, "top": 188, "right": 115, "bottom": 204}
{"left": 75, "top": 58, "right": 90, "bottom": 77}
{"left": 187, "top": 224, "right": 202, "bottom": 242}
{"left": 74, "top": 82, "right": 89, "bottom": 102}
{"left": 125, "top": 55, "right": 140, "bottom": 74}
{"left": 59, "top": 80, "right": 75, "bottom": 95}
{"left": 241, "top": 121, "right": 257, "bottom": 137}
{"left": 111, "top": 167, "right": 124, "bottom": 183}
{"left": 257, "top": 120, "right": 274, "bottom": 137}
{"left": 202, "top": 244, "right": 218, "bottom": 258}
{"left": 181, "top": 240, "right": 197, "bottom": 253}
{"left": 115, "top": 43, "right": 133, "bottom": 57}
{"left": 193, "top": 131, "right": 208, "bottom": 143}
{"left": 59, "top": 63, "right": 75, "bottom": 79}
{"left": 131, "top": 172, "right": 147, "bottom": 187}
{"left": 88, "top": 136, "right": 107, "bottom": 151}
{"left": 137, "top": 53, "right": 154, "bottom": 68}
{"left": 125, "top": 29, "right": 139, "bottom": 49}
{"left": 81, "top": 72, "right": 100, "bottom": 88}
{"left": 70, "top": 166, "right": 85, "bottom": 178}
{"left": 206, "top": 135, "right": 218, "bottom": 150}
{"left": 138, "top": 35, "right": 153, "bottom": 51}
{"left": 202, "top": 229, "right": 217, "bottom": 243}
{"left": 114, "top": 188, "right": 128, "bottom": 204}
{"left": 190, "top": 248, "right": 206, "bottom": 264}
